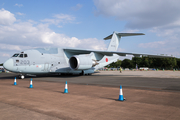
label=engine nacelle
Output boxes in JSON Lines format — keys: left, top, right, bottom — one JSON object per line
{"left": 69, "top": 55, "right": 97, "bottom": 70}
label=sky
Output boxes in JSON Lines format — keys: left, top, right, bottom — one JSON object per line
{"left": 0, "top": 0, "right": 180, "bottom": 63}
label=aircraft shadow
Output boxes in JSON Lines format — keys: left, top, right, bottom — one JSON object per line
{"left": 31, "top": 74, "right": 83, "bottom": 78}
{"left": 100, "top": 97, "right": 127, "bottom": 102}
{"left": 0, "top": 73, "right": 83, "bottom": 79}
{"left": 0, "top": 73, "right": 143, "bottom": 80}
{"left": 92, "top": 74, "right": 142, "bottom": 77}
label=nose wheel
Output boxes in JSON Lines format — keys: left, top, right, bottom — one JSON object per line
{"left": 19, "top": 75, "right": 25, "bottom": 79}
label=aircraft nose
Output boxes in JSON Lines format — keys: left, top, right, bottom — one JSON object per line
{"left": 3, "top": 58, "right": 14, "bottom": 71}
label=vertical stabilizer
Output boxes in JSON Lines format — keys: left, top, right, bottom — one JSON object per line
{"left": 107, "top": 32, "right": 121, "bottom": 51}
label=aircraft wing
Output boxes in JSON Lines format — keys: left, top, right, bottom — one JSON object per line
{"left": 63, "top": 48, "right": 174, "bottom": 58}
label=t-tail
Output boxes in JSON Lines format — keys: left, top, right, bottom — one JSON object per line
{"left": 104, "top": 32, "right": 145, "bottom": 51}
{"left": 95, "top": 32, "right": 145, "bottom": 69}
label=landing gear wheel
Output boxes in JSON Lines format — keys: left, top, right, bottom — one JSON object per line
{"left": 80, "top": 70, "right": 84, "bottom": 76}
{"left": 21, "top": 75, "right": 25, "bottom": 79}
{"left": 19, "top": 75, "right": 25, "bottom": 79}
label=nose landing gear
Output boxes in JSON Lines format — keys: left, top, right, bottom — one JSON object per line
{"left": 19, "top": 74, "right": 25, "bottom": 79}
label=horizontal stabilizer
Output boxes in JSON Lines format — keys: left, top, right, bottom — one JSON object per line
{"left": 104, "top": 33, "right": 145, "bottom": 40}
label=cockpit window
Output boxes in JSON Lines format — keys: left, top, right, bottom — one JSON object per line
{"left": 18, "top": 53, "right": 28, "bottom": 58}
{"left": 19, "top": 54, "right": 23, "bottom": 58}
{"left": 12, "top": 54, "right": 19, "bottom": 57}
{"left": 24, "top": 54, "right": 28, "bottom": 57}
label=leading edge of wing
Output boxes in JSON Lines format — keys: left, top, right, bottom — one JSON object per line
{"left": 63, "top": 48, "right": 174, "bottom": 58}
{"left": 114, "top": 52, "right": 174, "bottom": 58}
{"left": 63, "top": 48, "right": 113, "bottom": 56}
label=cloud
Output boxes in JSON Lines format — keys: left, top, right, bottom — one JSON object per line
{"left": 2, "top": 53, "right": 10, "bottom": 57}
{"left": 147, "top": 23, "right": 180, "bottom": 56}
{"left": 0, "top": 43, "right": 21, "bottom": 51}
{"left": 138, "top": 41, "right": 167, "bottom": 48}
{"left": 138, "top": 34, "right": 180, "bottom": 55}
{"left": 0, "top": 9, "right": 107, "bottom": 63}
{"left": 94, "top": 0, "right": 180, "bottom": 29}
{"left": 41, "top": 14, "right": 75, "bottom": 25}
{"left": 121, "top": 29, "right": 140, "bottom": 33}
{"left": 76, "top": 38, "right": 106, "bottom": 50}
{"left": 14, "top": 4, "right": 23, "bottom": 7}
{"left": 39, "top": 31, "right": 81, "bottom": 47}
{"left": 0, "top": 8, "right": 16, "bottom": 25}
{"left": 71, "top": 4, "right": 83, "bottom": 11}
{"left": 94, "top": 0, "right": 180, "bottom": 57}
{"left": 16, "top": 12, "right": 25, "bottom": 16}
{"left": 0, "top": 21, "right": 106, "bottom": 49}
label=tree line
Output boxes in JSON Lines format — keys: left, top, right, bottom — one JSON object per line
{"left": 107, "top": 57, "right": 180, "bottom": 70}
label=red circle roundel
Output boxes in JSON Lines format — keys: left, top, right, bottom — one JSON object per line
{"left": 105, "top": 58, "right": 108, "bottom": 62}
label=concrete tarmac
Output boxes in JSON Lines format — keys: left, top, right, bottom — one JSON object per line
{"left": 0, "top": 71, "right": 180, "bottom": 120}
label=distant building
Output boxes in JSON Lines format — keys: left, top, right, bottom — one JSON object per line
{"left": 139, "top": 67, "right": 149, "bottom": 71}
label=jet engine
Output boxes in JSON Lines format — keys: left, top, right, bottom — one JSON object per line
{"left": 69, "top": 55, "right": 98, "bottom": 70}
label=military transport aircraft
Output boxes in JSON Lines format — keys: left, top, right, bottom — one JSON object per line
{"left": 3, "top": 31, "right": 173, "bottom": 79}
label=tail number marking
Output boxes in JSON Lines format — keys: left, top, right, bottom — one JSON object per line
{"left": 20, "top": 60, "right": 30, "bottom": 65}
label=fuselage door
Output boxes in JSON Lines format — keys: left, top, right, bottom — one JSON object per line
{"left": 44, "top": 63, "right": 49, "bottom": 71}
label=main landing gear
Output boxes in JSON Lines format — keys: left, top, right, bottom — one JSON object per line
{"left": 80, "top": 70, "right": 92, "bottom": 76}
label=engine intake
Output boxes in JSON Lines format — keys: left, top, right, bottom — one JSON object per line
{"left": 69, "top": 55, "right": 98, "bottom": 70}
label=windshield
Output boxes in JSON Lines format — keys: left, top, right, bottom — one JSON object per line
{"left": 12, "top": 54, "right": 19, "bottom": 57}
{"left": 19, "top": 54, "right": 28, "bottom": 58}
{"left": 19, "top": 54, "right": 23, "bottom": 58}
{"left": 12, "top": 53, "right": 28, "bottom": 58}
